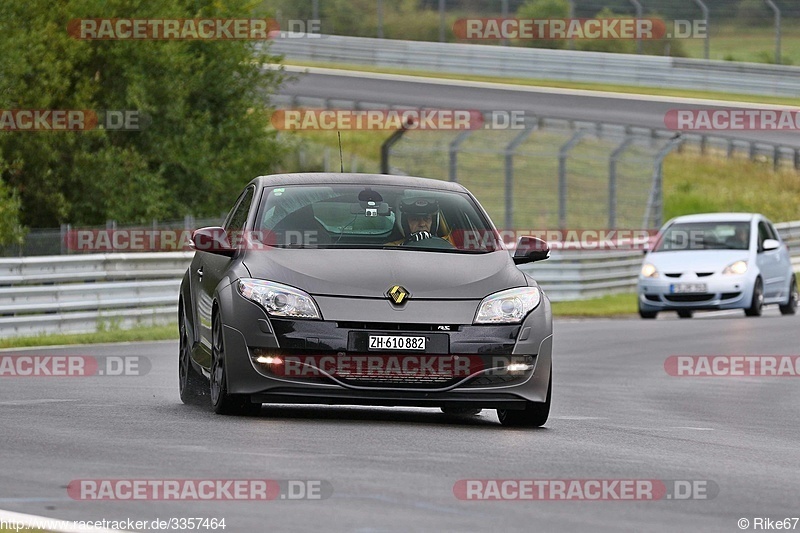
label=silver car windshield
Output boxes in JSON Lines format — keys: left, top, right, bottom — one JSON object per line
{"left": 254, "top": 185, "right": 502, "bottom": 253}
{"left": 653, "top": 221, "right": 751, "bottom": 252}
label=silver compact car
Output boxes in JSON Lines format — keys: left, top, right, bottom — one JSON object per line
{"left": 178, "top": 173, "right": 554, "bottom": 427}
{"left": 638, "top": 213, "right": 798, "bottom": 319}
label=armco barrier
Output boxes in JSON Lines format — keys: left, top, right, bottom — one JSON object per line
{"left": 0, "top": 253, "right": 193, "bottom": 339}
{"left": 0, "top": 222, "right": 798, "bottom": 337}
{"left": 269, "top": 35, "right": 800, "bottom": 98}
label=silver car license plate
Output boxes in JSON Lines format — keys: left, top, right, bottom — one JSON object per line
{"left": 670, "top": 283, "right": 708, "bottom": 294}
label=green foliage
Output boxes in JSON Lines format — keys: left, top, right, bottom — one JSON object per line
{"left": 516, "top": 0, "right": 570, "bottom": 50}
{"left": 576, "top": 8, "right": 687, "bottom": 57}
{"left": 0, "top": 0, "right": 287, "bottom": 228}
{"left": 737, "top": 0, "right": 773, "bottom": 27}
{"left": 0, "top": 173, "right": 25, "bottom": 246}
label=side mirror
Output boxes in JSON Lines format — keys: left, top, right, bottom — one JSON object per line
{"left": 763, "top": 238, "right": 780, "bottom": 252}
{"left": 191, "top": 227, "right": 236, "bottom": 257}
{"left": 513, "top": 236, "right": 550, "bottom": 265}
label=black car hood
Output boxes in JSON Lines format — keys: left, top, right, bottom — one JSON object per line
{"left": 243, "top": 248, "right": 528, "bottom": 299}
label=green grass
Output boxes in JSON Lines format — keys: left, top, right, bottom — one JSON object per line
{"left": 281, "top": 60, "right": 800, "bottom": 107}
{"left": 663, "top": 152, "right": 800, "bottom": 223}
{"left": 681, "top": 23, "right": 800, "bottom": 64}
{"left": 0, "top": 324, "right": 177, "bottom": 350}
{"left": 550, "top": 292, "right": 637, "bottom": 316}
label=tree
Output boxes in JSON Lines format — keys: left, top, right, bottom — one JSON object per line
{"left": 516, "top": 0, "right": 571, "bottom": 50}
{"left": 0, "top": 0, "right": 287, "bottom": 228}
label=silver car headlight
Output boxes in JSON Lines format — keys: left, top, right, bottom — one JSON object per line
{"left": 238, "top": 279, "right": 322, "bottom": 320}
{"left": 722, "top": 260, "right": 748, "bottom": 276}
{"left": 641, "top": 263, "right": 658, "bottom": 278}
{"left": 474, "top": 287, "right": 541, "bottom": 325}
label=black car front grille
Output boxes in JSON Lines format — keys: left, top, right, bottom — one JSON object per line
{"left": 721, "top": 292, "right": 742, "bottom": 300}
{"left": 664, "top": 294, "right": 714, "bottom": 302}
{"left": 337, "top": 374, "right": 460, "bottom": 388}
{"left": 337, "top": 322, "right": 460, "bottom": 332}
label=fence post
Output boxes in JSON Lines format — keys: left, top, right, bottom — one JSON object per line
{"left": 764, "top": 0, "right": 782, "bottom": 65}
{"left": 439, "top": 0, "right": 446, "bottom": 43}
{"left": 501, "top": 0, "right": 509, "bottom": 46}
{"left": 567, "top": 0, "right": 575, "bottom": 50}
{"left": 692, "top": 0, "right": 710, "bottom": 60}
{"left": 644, "top": 136, "right": 683, "bottom": 229}
{"left": 504, "top": 125, "right": 537, "bottom": 230}
{"left": 629, "top": 0, "right": 643, "bottom": 54}
{"left": 609, "top": 135, "right": 635, "bottom": 228}
{"left": 377, "top": 0, "right": 384, "bottom": 39}
{"left": 448, "top": 130, "right": 474, "bottom": 183}
{"left": 558, "top": 130, "right": 589, "bottom": 230}
{"left": 380, "top": 121, "right": 413, "bottom": 174}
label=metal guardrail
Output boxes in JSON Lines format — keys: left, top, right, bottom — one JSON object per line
{"left": 0, "top": 253, "right": 192, "bottom": 339}
{"left": 270, "top": 35, "right": 800, "bottom": 98}
{"left": 0, "top": 223, "right": 798, "bottom": 338}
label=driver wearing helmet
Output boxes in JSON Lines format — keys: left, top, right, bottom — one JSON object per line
{"left": 389, "top": 198, "right": 455, "bottom": 246}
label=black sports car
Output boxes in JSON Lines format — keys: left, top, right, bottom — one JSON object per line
{"left": 179, "top": 173, "right": 553, "bottom": 427}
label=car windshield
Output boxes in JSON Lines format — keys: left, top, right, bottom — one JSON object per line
{"left": 254, "top": 184, "right": 503, "bottom": 253}
{"left": 653, "top": 221, "right": 751, "bottom": 252}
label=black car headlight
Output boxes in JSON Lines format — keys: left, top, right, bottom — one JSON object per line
{"left": 473, "top": 287, "right": 541, "bottom": 325}
{"left": 238, "top": 279, "right": 322, "bottom": 320}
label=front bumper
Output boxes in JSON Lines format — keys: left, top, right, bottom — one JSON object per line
{"left": 638, "top": 275, "right": 752, "bottom": 311}
{"left": 217, "top": 289, "right": 553, "bottom": 409}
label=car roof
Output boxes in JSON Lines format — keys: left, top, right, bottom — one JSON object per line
{"left": 250, "top": 172, "right": 470, "bottom": 193}
{"left": 669, "top": 213, "right": 758, "bottom": 224}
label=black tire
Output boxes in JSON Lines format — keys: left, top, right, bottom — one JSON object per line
{"left": 638, "top": 302, "right": 657, "bottom": 319}
{"left": 211, "top": 311, "right": 260, "bottom": 416}
{"left": 745, "top": 278, "right": 764, "bottom": 317}
{"left": 779, "top": 276, "right": 798, "bottom": 316}
{"left": 677, "top": 310, "right": 694, "bottom": 319}
{"left": 441, "top": 406, "right": 482, "bottom": 416}
{"left": 179, "top": 306, "right": 208, "bottom": 406}
{"left": 497, "top": 370, "right": 551, "bottom": 428}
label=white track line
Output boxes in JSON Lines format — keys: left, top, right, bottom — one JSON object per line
{"left": 277, "top": 64, "right": 800, "bottom": 110}
{"left": 0, "top": 508, "right": 126, "bottom": 533}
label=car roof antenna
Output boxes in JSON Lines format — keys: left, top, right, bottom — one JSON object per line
{"left": 338, "top": 131, "right": 344, "bottom": 173}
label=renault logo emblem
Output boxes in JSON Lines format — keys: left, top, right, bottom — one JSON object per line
{"left": 387, "top": 285, "right": 410, "bottom": 305}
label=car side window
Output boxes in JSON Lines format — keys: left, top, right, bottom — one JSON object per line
{"left": 766, "top": 221, "right": 780, "bottom": 241}
{"left": 757, "top": 221, "right": 771, "bottom": 252}
{"left": 224, "top": 186, "right": 255, "bottom": 233}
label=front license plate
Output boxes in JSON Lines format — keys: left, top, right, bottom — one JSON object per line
{"left": 670, "top": 283, "right": 708, "bottom": 294}
{"left": 368, "top": 335, "right": 427, "bottom": 351}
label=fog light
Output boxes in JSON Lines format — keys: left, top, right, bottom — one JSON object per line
{"left": 506, "top": 363, "right": 534, "bottom": 372}
{"left": 256, "top": 355, "right": 282, "bottom": 365}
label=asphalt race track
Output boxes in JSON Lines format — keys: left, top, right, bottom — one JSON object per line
{"left": 2, "top": 309, "right": 799, "bottom": 532}
{"left": 277, "top": 67, "right": 800, "bottom": 149}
